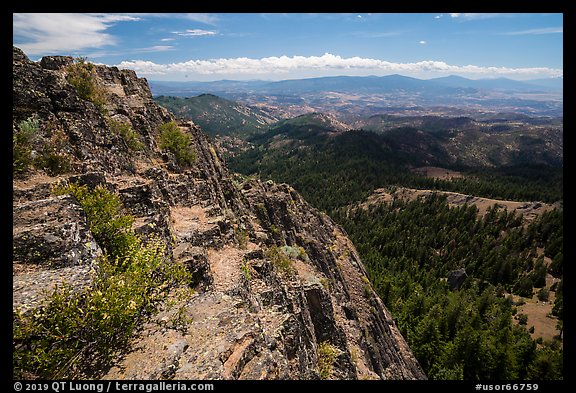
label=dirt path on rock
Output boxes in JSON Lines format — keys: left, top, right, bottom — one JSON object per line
{"left": 208, "top": 246, "right": 245, "bottom": 292}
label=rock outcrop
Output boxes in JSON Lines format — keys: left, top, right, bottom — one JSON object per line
{"left": 12, "top": 46, "right": 425, "bottom": 380}
{"left": 447, "top": 268, "right": 468, "bottom": 291}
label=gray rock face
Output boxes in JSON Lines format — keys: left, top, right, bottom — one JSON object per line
{"left": 13, "top": 195, "right": 102, "bottom": 268}
{"left": 12, "top": 46, "right": 426, "bottom": 380}
{"left": 447, "top": 268, "right": 468, "bottom": 291}
{"left": 13, "top": 194, "right": 102, "bottom": 312}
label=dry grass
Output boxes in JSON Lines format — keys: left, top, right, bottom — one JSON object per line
{"left": 363, "top": 186, "right": 555, "bottom": 223}
{"left": 512, "top": 292, "right": 559, "bottom": 342}
{"left": 511, "top": 270, "right": 561, "bottom": 343}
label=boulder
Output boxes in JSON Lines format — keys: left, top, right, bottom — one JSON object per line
{"left": 447, "top": 268, "right": 468, "bottom": 290}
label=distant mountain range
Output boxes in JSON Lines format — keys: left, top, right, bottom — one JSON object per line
{"left": 150, "top": 74, "right": 562, "bottom": 97}
{"left": 150, "top": 74, "right": 562, "bottom": 118}
{"left": 428, "top": 75, "right": 563, "bottom": 92}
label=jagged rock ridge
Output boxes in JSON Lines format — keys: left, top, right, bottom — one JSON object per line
{"left": 12, "top": 46, "right": 425, "bottom": 380}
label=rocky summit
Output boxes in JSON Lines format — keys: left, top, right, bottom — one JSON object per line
{"left": 12, "top": 46, "right": 425, "bottom": 380}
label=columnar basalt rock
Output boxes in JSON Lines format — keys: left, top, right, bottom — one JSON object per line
{"left": 12, "top": 46, "right": 425, "bottom": 380}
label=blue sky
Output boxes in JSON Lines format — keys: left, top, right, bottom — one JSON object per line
{"left": 13, "top": 13, "right": 563, "bottom": 81}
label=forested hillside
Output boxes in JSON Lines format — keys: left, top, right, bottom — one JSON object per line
{"left": 155, "top": 94, "right": 278, "bottom": 137}
{"left": 229, "top": 127, "right": 563, "bottom": 213}
{"left": 333, "top": 196, "right": 563, "bottom": 379}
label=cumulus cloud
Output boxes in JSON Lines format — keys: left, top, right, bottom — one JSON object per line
{"left": 419, "top": 40, "right": 427, "bottom": 45}
{"left": 115, "top": 53, "right": 563, "bottom": 79}
{"left": 13, "top": 13, "right": 139, "bottom": 55}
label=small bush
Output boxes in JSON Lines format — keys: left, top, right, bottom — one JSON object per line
{"left": 36, "top": 126, "right": 71, "bottom": 176}
{"left": 537, "top": 287, "right": 550, "bottom": 302}
{"left": 234, "top": 226, "right": 248, "bottom": 249}
{"left": 279, "top": 245, "right": 309, "bottom": 262}
{"left": 535, "top": 337, "right": 543, "bottom": 345}
{"left": 270, "top": 224, "right": 280, "bottom": 237}
{"left": 513, "top": 276, "right": 534, "bottom": 298}
{"left": 240, "top": 260, "right": 251, "bottom": 281}
{"left": 361, "top": 275, "right": 373, "bottom": 298}
{"left": 517, "top": 313, "right": 528, "bottom": 325}
{"left": 13, "top": 116, "right": 40, "bottom": 175}
{"left": 255, "top": 203, "right": 268, "bottom": 218}
{"left": 265, "top": 246, "right": 296, "bottom": 277}
{"left": 13, "top": 116, "right": 71, "bottom": 176}
{"left": 317, "top": 341, "right": 338, "bottom": 379}
{"left": 108, "top": 119, "right": 144, "bottom": 152}
{"left": 13, "top": 237, "right": 185, "bottom": 378}
{"left": 53, "top": 183, "right": 135, "bottom": 263}
{"left": 66, "top": 58, "right": 107, "bottom": 112}
{"left": 158, "top": 121, "right": 196, "bottom": 167}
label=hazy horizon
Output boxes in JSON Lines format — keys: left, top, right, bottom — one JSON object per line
{"left": 145, "top": 73, "right": 564, "bottom": 84}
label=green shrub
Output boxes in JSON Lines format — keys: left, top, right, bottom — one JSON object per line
{"left": 14, "top": 184, "right": 191, "bottom": 379}
{"left": 240, "top": 260, "right": 251, "bottom": 281}
{"left": 517, "top": 313, "right": 528, "bottom": 325}
{"left": 66, "top": 58, "right": 107, "bottom": 112}
{"left": 158, "top": 121, "right": 196, "bottom": 166}
{"left": 234, "top": 226, "right": 248, "bottom": 249}
{"left": 513, "top": 276, "right": 534, "bottom": 298}
{"left": 255, "top": 203, "right": 268, "bottom": 218}
{"left": 280, "top": 245, "right": 309, "bottom": 262}
{"left": 108, "top": 119, "right": 144, "bottom": 151}
{"left": 13, "top": 116, "right": 40, "bottom": 175}
{"left": 537, "top": 287, "right": 550, "bottom": 302}
{"left": 53, "top": 183, "right": 135, "bottom": 263}
{"left": 13, "top": 116, "right": 71, "bottom": 176}
{"left": 361, "top": 275, "right": 373, "bottom": 299}
{"left": 36, "top": 126, "right": 71, "bottom": 176}
{"left": 270, "top": 224, "right": 280, "bottom": 236}
{"left": 317, "top": 341, "right": 338, "bottom": 379}
{"left": 265, "top": 246, "right": 296, "bottom": 277}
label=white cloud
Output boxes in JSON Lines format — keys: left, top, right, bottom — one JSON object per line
{"left": 160, "top": 38, "right": 175, "bottom": 42}
{"left": 182, "top": 13, "right": 219, "bottom": 25}
{"left": 419, "top": 40, "right": 427, "bottom": 45}
{"left": 173, "top": 29, "right": 218, "bottom": 37}
{"left": 120, "top": 13, "right": 219, "bottom": 25}
{"left": 434, "top": 15, "right": 443, "bottom": 19}
{"left": 136, "top": 46, "right": 174, "bottom": 52}
{"left": 448, "top": 13, "right": 516, "bottom": 20}
{"left": 504, "top": 27, "right": 563, "bottom": 35}
{"left": 115, "top": 53, "right": 563, "bottom": 80}
{"left": 13, "top": 13, "right": 139, "bottom": 56}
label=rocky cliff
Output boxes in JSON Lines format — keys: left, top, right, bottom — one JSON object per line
{"left": 12, "top": 46, "right": 425, "bottom": 380}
